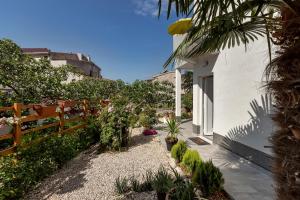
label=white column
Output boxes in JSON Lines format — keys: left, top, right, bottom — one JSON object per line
{"left": 175, "top": 68, "right": 181, "bottom": 120}
{"left": 193, "top": 69, "right": 199, "bottom": 126}
{"left": 192, "top": 68, "right": 203, "bottom": 134}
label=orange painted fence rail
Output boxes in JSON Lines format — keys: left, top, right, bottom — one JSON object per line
{"left": 0, "top": 99, "right": 107, "bottom": 156}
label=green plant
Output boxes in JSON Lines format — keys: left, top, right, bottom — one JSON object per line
{"left": 0, "top": 127, "right": 98, "bottom": 200}
{"left": 130, "top": 177, "right": 141, "bottom": 192}
{"left": 192, "top": 160, "right": 224, "bottom": 197}
{"left": 181, "top": 112, "right": 192, "bottom": 120}
{"left": 171, "top": 140, "right": 187, "bottom": 162}
{"left": 139, "top": 170, "right": 154, "bottom": 192}
{"left": 166, "top": 119, "right": 180, "bottom": 140}
{"left": 168, "top": 180, "right": 195, "bottom": 200}
{"left": 182, "top": 92, "right": 193, "bottom": 113}
{"left": 98, "top": 100, "right": 130, "bottom": 151}
{"left": 168, "top": 167, "right": 196, "bottom": 200}
{"left": 115, "top": 176, "right": 130, "bottom": 194}
{"left": 181, "top": 149, "right": 201, "bottom": 174}
{"left": 152, "top": 167, "right": 174, "bottom": 199}
{"left": 139, "top": 106, "right": 157, "bottom": 129}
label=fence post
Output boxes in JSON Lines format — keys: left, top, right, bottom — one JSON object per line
{"left": 83, "top": 100, "right": 88, "bottom": 121}
{"left": 59, "top": 105, "right": 65, "bottom": 132}
{"left": 13, "top": 103, "right": 22, "bottom": 146}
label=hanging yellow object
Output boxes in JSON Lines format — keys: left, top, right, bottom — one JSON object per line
{"left": 168, "top": 18, "right": 192, "bottom": 35}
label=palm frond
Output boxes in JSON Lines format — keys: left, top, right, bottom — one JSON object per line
{"left": 163, "top": 17, "right": 268, "bottom": 68}
{"left": 159, "top": 0, "right": 285, "bottom": 68}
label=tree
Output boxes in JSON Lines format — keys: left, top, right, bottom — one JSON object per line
{"left": 182, "top": 71, "right": 193, "bottom": 93}
{"left": 64, "top": 78, "right": 125, "bottom": 100}
{"left": 121, "top": 80, "right": 174, "bottom": 109}
{"left": 0, "top": 39, "right": 72, "bottom": 104}
{"left": 158, "top": 0, "right": 300, "bottom": 199}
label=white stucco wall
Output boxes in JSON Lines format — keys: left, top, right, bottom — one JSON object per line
{"left": 50, "top": 60, "right": 67, "bottom": 67}
{"left": 213, "top": 37, "right": 275, "bottom": 155}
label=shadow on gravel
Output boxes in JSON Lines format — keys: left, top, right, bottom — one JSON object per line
{"left": 26, "top": 145, "right": 99, "bottom": 200}
{"left": 129, "top": 132, "right": 156, "bottom": 147}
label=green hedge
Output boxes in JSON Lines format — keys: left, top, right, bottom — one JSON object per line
{"left": 192, "top": 160, "right": 224, "bottom": 197}
{"left": 0, "top": 124, "right": 99, "bottom": 200}
{"left": 181, "top": 149, "right": 202, "bottom": 174}
{"left": 171, "top": 140, "right": 187, "bottom": 162}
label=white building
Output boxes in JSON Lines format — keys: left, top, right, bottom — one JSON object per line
{"left": 22, "top": 48, "right": 102, "bottom": 83}
{"left": 173, "top": 33, "right": 275, "bottom": 170}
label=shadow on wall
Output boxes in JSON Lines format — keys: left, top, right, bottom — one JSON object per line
{"left": 219, "top": 94, "right": 274, "bottom": 169}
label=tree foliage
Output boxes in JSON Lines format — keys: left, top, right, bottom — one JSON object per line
{"left": 0, "top": 39, "right": 73, "bottom": 104}
{"left": 64, "top": 78, "right": 125, "bottom": 100}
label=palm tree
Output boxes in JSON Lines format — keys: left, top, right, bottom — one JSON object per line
{"left": 158, "top": 0, "right": 300, "bottom": 199}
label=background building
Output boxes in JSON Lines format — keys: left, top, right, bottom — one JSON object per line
{"left": 150, "top": 71, "right": 175, "bottom": 85}
{"left": 22, "top": 48, "right": 102, "bottom": 82}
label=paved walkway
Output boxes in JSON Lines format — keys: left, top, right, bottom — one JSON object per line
{"left": 157, "top": 120, "right": 275, "bottom": 200}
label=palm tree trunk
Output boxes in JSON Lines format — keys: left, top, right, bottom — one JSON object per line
{"left": 267, "top": 4, "right": 300, "bottom": 199}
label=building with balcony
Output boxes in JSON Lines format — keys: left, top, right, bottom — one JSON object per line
{"left": 22, "top": 48, "right": 102, "bottom": 82}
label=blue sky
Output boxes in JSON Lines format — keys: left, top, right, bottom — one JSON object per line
{"left": 0, "top": 0, "right": 177, "bottom": 82}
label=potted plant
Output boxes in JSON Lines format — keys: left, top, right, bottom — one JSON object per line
{"left": 165, "top": 119, "right": 180, "bottom": 151}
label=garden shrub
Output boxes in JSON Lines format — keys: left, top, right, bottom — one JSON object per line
{"left": 168, "top": 179, "right": 195, "bottom": 200}
{"left": 139, "top": 170, "right": 154, "bottom": 192}
{"left": 171, "top": 140, "right": 187, "bottom": 162}
{"left": 0, "top": 127, "right": 99, "bottom": 200}
{"left": 139, "top": 106, "right": 157, "bottom": 129}
{"left": 181, "top": 149, "right": 202, "bottom": 174}
{"left": 182, "top": 92, "right": 192, "bottom": 113}
{"left": 151, "top": 167, "right": 174, "bottom": 200}
{"left": 98, "top": 99, "right": 131, "bottom": 151}
{"left": 192, "top": 160, "right": 224, "bottom": 197}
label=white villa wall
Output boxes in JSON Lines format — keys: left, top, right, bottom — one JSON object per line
{"left": 212, "top": 38, "right": 275, "bottom": 155}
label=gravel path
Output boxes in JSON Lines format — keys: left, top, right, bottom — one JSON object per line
{"left": 25, "top": 129, "right": 170, "bottom": 200}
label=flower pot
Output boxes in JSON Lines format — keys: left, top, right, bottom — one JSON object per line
{"left": 165, "top": 137, "right": 178, "bottom": 151}
{"left": 33, "top": 105, "right": 58, "bottom": 118}
{"left": 157, "top": 192, "right": 167, "bottom": 200}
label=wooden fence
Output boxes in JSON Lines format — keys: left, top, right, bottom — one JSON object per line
{"left": 0, "top": 100, "right": 108, "bottom": 156}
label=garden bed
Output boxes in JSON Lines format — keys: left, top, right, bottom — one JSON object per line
{"left": 25, "top": 128, "right": 170, "bottom": 200}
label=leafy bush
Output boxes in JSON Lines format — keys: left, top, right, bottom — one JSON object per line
{"left": 139, "top": 107, "right": 157, "bottom": 129}
{"left": 98, "top": 101, "right": 130, "bottom": 151}
{"left": 115, "top": 176, "right": 130, "bottom": 194}
{"left": 181, "top": 149, "right": 202, "bottom": 174}
{"left": 171, "top": 140, "right": 187, "bottom": 162}
{"left": 182, "top": 92, "right": 193, "bottom": 113}
{"left": 192, "top": 160, "right": 224, "bottom": 197}
{"left": 181, "top": 112, "right": 192, "bottom": 119}
{"left": 0, "top": 127, "right": 98, "bottom": 200}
